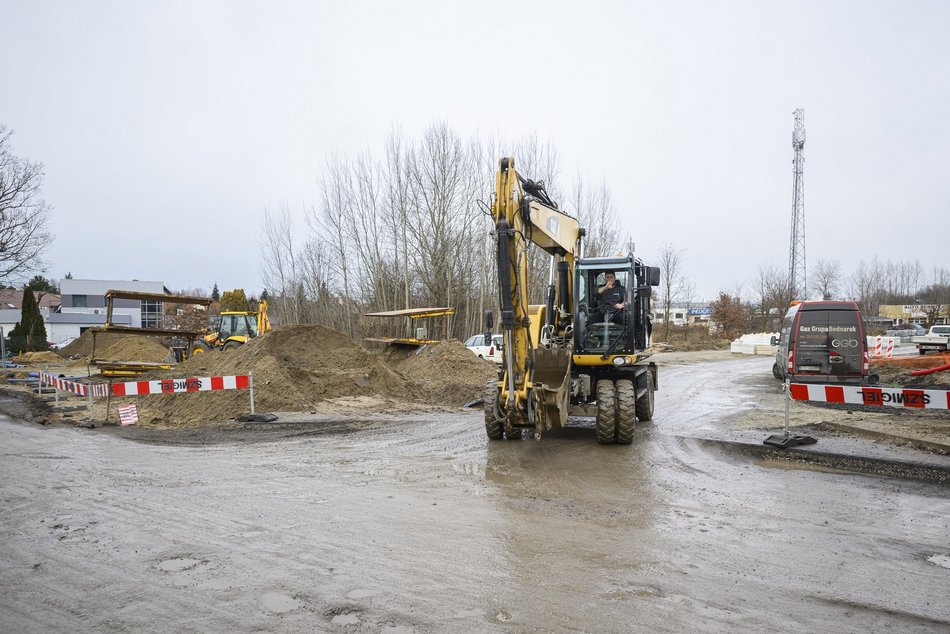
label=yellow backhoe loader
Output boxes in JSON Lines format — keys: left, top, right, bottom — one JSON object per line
{"left": 191, "top": 300, "right": 271, "bottom": 354}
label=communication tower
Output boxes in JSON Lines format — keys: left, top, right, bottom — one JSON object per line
{"left": 788, "top": 108, "right": 807, "bottom": 300}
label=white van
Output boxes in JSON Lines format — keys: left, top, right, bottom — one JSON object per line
{"left": 464, "top": 334, "right": 504, "bottom": 364}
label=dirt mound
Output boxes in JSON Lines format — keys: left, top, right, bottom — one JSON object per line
{"left": 384, "top": 341, "right": 497, "bottom": 404}
{"left": 11, "top": 351, "right": 65, "bottom": 364}
{"left": 90, "top": 326, "right": 500, "bottom": 426}
{"left": 59, "top": 330, "right": 133, "bottom": 358}
{"left": 103, "top": 325, "right": 419, "bottom": 425}
{"left": 96, "top": 337, "right": 173, "bottom": 363}
{"left": 872, "top": 353, "right": 950, "bottom": 390}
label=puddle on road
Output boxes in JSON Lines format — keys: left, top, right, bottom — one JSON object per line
{"left": 331, "top": 613, "right": 360, "bottom": 625}
{"left": 157, "top": 557, "right": 203, "bottom": 572}
{"left": 927, "top": 554, "right": 950, "bottom": 569}
{"left": 261, "top": 591, "right": 303, "bottom": 613}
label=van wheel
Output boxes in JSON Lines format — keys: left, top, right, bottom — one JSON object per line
{"left": 772, "top": 362, "right": 784, "bottom": 379}
{"left": 615, "top": 379, "right": 636, "bottom": 444}
{"left": 596, "top": 380, "right": 617, "bottom": 444}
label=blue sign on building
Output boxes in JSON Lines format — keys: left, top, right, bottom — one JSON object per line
{"left": 688, "top": 307, "right": 713, "bottom": 316}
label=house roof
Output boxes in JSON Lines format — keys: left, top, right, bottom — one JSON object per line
{"left": 0, "top": 289, "right": 61, "bottom": 310}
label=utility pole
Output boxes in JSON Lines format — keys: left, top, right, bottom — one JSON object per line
{"left": 788, "top": 108, "right": 807, "bottom": 300}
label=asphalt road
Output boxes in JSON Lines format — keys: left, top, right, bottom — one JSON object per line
{"left": 1, "top": 356, "right": 948, "bottom": 633}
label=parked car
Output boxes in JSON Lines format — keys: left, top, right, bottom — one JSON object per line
{"left": 885, "top": 323, "right": 926, "bottom": 338}
{"left": 464, "top": 334, "right": 504, "bottom": 364}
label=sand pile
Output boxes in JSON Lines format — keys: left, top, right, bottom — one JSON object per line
{"left": 96, "top": 337, "right": 172, "bottom": 363}
{"left": 59, "top": 330, "right": 133, "bottom": 358}
{"left": 106, "top": 325, "right": 419, "bottom": 425}
{"left": 92, "top": 325, "right": 500, "bottom": 426}
{"left": 11, "top": 351, "right": 65, "bottom": 364}
{"left": 384, "top": 341, "right": 497, "bottom": 404}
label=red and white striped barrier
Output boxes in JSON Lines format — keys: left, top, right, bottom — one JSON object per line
{"left": 790, "top": 383, "right": 950, "bottom": 410}
{"left": 110, "top": 375, "right": 249, "bottom": 397}
{"left": 38, "top": 372, "right": 106, "bottom": 397}
{"left": 867, "top": 336, "right": 896, "bottom": 358}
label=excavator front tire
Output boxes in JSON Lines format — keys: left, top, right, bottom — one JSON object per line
{"left": 615, "top": 379, "right": 637, "bottom": 444}
{"left": 484, "top": 380, "right": 504, "bottom": 440}
{"left": 223, "top": 341, "right": 243, "bottom": 351}
{"left": 595, "top": 379, "right": 617, "bottom": 444}
{"left": 190, "top": 340, "right": 209, "bottom": 356}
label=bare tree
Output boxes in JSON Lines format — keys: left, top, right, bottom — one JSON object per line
{"left": 569, "top": 177, "right": 620, "bottom": 258}
{"left": 0, "top": 125, "right": 53, "bottom": 285}
{"left": 681, "top": 278, "right": 697, "bottom": 343}
{"left": 259, "top": 204, "right": 303, "bottom": 325}
{"left": 755, "top": 265, "right": 791, "bottom": 330}
{"left": 657, "top": 243, "right": 686, "bottom": 341}
{"left": 811, "top": 258, "right": 842, "bottom": 300}
{"left": 848, "top": 259, "right": 885, "bottom": 318}
{"left": 920, "top": 266, "right": 950, "bottom": 327}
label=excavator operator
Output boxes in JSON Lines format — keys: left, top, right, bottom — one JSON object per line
{"left": 591, "top": 271, "right": 626, "bottom": 325}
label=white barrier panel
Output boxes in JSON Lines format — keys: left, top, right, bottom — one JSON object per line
{"left": 790, "top": 383, "right": 950, "bottom": 410}
{"left": 867, "top": 336, "right": 896, "bottom": 358}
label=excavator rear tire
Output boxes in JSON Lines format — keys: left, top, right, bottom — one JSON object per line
{"left": 635, "top": 371, "right": 655, "bottom": 422}
{"left": 190, "top": 341, "right": 209, "bottom": 356}
{"left": 595, "top": 379, "right": 617, "bottom": 444}
{"left": 484, "top": 380, "right": 504, "bottom": 440}
{"left": 615, "top": 379, "right": 636, "bottom": 444}
{"left": 223, "top": 341, "right": 243, "bottom": 351}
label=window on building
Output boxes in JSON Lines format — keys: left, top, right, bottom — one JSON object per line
{"left": 141, "top": 300, "right": 163, "bottom": 329}
{"left": 72, "top": 295, "right": 87, "bottom": 308}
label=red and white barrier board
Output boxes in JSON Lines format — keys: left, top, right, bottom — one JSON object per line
{"left": 790, "top": 383, "right": 950, "bottom": 410}
{"left": 38, "top": 372, "right": 108, "bottom": 397}
{"left": 110, "top": 375, "right": 249, "bottom": 397}
{"left": 38, "top": 373, "right": 250, "bottom": 398}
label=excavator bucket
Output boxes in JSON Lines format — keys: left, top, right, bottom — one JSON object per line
{"left": 531, "top": 347, "right": 573, "bottom": 432}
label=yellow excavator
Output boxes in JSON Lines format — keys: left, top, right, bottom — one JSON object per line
{"left": 191, "top": 300, "right": 271, "bottom": 354}
{"left": 484, "top": 158, "right": 661, "bottom": 444}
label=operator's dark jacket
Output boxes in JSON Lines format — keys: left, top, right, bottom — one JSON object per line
{"left": 596, "top": 283, "right": 625, "bottom": 312}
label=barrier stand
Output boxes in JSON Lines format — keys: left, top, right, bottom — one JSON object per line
{"left": 764, "top": 377, "right": 817, "bottom": 448}
{"left": 236, "top": 371, "right": 278, "bottom": 422}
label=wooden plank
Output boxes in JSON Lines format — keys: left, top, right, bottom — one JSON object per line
{"left": 104, "top": 290, "right": 212, "bottom": 305}
{"left": 363, "top": 307, "right": 454, "bottom": 319}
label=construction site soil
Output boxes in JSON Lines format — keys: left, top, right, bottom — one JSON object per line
{"left": 73, "top": 325, "right": 499, "bottom": 426}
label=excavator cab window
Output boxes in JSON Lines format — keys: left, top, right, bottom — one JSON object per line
{"left": 246, "top": 315, "right": 259, "bottom": 337}
{"left": 218, "top": 315, "right": 235, "bottom": 339}
{"left": 232, "top": 316, "right": 249, "bottom": 337}
{"left": 577, "top": 268, "right": 630, "bottom": 353}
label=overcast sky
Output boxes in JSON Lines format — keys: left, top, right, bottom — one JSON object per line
{"left": 2, "top": 1, "right": 948, "bottom": 301}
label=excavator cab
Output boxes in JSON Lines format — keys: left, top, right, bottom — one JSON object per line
{"left": 574, "top": 256, "right": 659, "bottom": 356}
{"left": 577, "top": 268, "right": 631, "bottom": 353}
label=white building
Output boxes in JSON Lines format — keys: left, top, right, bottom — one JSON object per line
{"left": 653, "top": 303, "right": 713, "bottom": 328}
{"left": 47, "top": 279, "right": 167, "bottom": 344}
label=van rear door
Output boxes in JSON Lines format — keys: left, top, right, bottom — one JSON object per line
{"left": 794, "top": 308, "right": 864, "bottom": 377}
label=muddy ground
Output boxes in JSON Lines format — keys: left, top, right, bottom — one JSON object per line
{"left": 1, "top": 353, "right": 948, "bottom": 633}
